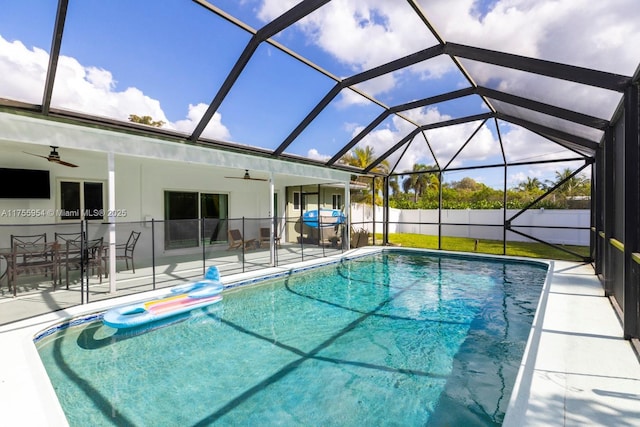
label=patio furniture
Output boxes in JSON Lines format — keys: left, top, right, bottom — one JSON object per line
{"left": 259, "top": 227, "right": 280, "bottom": 248}
{"left": 10, "top": 233, "right": 48, "bottom": 265}
{"left": 227, "top": 229, "right": 256, "bottom": 250}
{"left": 6, "top": 241, "right": 60, "bottom": 296}
{"left": 114, "top": 231, "right": 141, "bottom": 273}
{"left": 59, "top": 236, "right": 104, "bottom": 288}
{"left": 350, "top": 228, "right": 370, "bottom": 248}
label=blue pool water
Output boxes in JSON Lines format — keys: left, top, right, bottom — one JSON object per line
{"left": 36, "top": 250, "right": 547, "bottom": 426}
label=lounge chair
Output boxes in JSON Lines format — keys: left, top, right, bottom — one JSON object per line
{"left": 227, "top": 229, "right": 256, "bottom": 250}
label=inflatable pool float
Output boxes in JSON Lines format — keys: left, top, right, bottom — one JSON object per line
{"left": 302, "top": 209, "right": 345, "bottom": 228}
{"left": 103, "top": 266, "right": 224, "bottom": 329}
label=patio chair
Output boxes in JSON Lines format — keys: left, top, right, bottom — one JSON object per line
{"left": 60, "top": 237, "right": 104, "bottom": 288}
{"left": 227, "top": 229, "right": 256, "bottom": 250}
{"left": 258, "top": 227, "right": 281, "bottom": 248}
{"left": 114, "top": 231, "right": 141, "bottom": 273}
{"left": 11, "top": 233, "right": 47, "bottom": 265}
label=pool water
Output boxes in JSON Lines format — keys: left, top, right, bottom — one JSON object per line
{"left": 36, "top": 251, "right": 547, "bottom": 426}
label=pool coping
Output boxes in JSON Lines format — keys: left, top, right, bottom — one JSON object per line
{"left": 1, "top": 247, "right": 639, "bottom": 426}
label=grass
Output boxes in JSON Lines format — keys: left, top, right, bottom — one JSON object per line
{"left": 376, "top": 233, "right": 590, "bottom": 262}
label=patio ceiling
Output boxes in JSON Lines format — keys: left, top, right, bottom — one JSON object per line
{"left": 0, "top": 0, "right": 638, "bottom": 183}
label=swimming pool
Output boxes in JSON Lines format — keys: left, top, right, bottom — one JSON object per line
{"left": 36, "top": 250, "right": 548, "bottom": 426}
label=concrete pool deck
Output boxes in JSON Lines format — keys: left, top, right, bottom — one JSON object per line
{"left": 1, "top": 249, "right": 639, "bottom": 426}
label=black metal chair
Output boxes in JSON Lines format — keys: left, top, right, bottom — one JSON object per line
{"left": 114, "top": 231, "right": 141, "bottom": 273}
{"left": 10, "top": 233, "right": 47, "bottom": 265}
{"left": 59, "top": 236, "right": 104, "bottom": 288}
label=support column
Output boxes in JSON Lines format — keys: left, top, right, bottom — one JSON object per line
{"left": 345, "top": 180, "right": 351, "bottom": 249}
{"left": 603, "top": 127, "right": 615, "bottom": 297}
{"left": 623, "top": 84, "right": 639, "bottom": 339}
{"left": 383, "top": 176, "right": 389, "bottom": 245}
{"left": 107, "top": 152, "right": 117, "bottom": 293}
{"left": 269, "top": 172, "right": 275, "bottom": 267}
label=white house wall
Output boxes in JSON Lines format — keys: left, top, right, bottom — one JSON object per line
{"left": 0, "top": 112, "right": 350, "bottom": 222}
{"left": 0, "top": 112, "right": 350, "bottom": 251}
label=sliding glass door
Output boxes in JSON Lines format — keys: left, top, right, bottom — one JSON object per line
{"left": 164, "top": 191, "right": 228, "bottom": 250}
{"left": 201, "top": 193, "right": 228, "bottom": 244}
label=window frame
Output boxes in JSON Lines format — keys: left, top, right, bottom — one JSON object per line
{"left": 57, "top": 179, "right": 106, "bottom": 221}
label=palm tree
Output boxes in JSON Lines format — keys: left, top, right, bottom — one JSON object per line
{"left": 389, "top": 175, "right": 400, "bottom": 195}
{"left": 341, "top": 146, "right": 390, "bottom": 205}
{"left": 517, "top": 177, "right": 543, "bottom": 192}
{"left": 551, "top": 168, "right": 589, "bottom": 198}
{"left": 402, "top": 164, "right": 439, "bottom": 203}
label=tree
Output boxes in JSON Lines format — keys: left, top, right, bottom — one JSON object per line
{"left": 402, "top": 164, "right": 438, "bottom": 203}
{"left": 389, "top": 175, "right": 400, "bottom": 195}
{"left": 341, "top": 146, "right": 390, "bottom": 205}
{"left": 448, "top": 177, "right": 481, "bottom": 191}
{"left": 129, "top": 114, "right": 165, "bottom": 127}
{"left": 551, "top": 168, "right": 589, "bottom": 198}
{"left": 517, "top": 177, "right": 543, "bottom": 192}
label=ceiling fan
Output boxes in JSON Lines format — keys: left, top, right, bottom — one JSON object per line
{"left": 23, "top": 146, "right": 78, "bottom": 168}
{"left": 225, "top": 169, "right": 267, "bottom": 181}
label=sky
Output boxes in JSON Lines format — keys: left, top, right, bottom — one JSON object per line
{"left": 0, "top": 0, "right": 638, "bottom": 189}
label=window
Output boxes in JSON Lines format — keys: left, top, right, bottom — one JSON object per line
{"left": 293, "top": 191, "right": 300, "bottom": 210}
{"left": 59, "top": 180, "right": 104, "bottom": 220}
{"left": 332, "top": 194, "right": 342, "bottom": 210}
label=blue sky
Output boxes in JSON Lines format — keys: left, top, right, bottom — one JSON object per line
{"left": 1, "top": 0, "right": 638, "bottom": 188}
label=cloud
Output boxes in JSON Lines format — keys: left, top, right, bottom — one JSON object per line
{"left": 260, "top": 0, "right": 637, "bottom": 118}
{"left": 312, "top": 103, "right": 588, "bottom": 188}
{"left": 417, "top": 0, "right": 639, "bottom": 117}
{"left": 0, "top": 34, "right": 231, "bottom": 141}
{"left": 260, "top": 0, "right": 447, "bottom": 105}
{"left": 307, "top": 148, "right": 330, "bottom": 161}
{"left": 171, "top": 103, "right": 231, "bottom": 141}
{"left": 0, "top": 37, "right": 48, "bottom": 103}
{"left": 255, "top": 0, "right": 631, "bottom": 185}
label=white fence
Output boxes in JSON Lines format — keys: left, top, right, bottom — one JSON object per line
{"left": 350, "top": 204, "right": 590, "bottom": 246}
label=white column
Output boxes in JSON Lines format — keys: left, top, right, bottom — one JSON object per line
{"left": 345, "top": 180, "right": 351, "bottom": 250}
{"left": 108, "top": 152, "right": 117, "bottom": 293}
{"left": 269, "top": 172, "right": 275, "bottom": 266}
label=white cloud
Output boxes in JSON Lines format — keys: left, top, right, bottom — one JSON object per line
{"left": 0, "top": 37, "right": 48, "bottom": 103}
{"left": 260, "top": 0, "right": 445, "bottom": 105}
{"left": 170, "top": 103, "right": 231, "bottom": 141}
{"left": 257, "top": 0, "right": 302, "bottom": 22}
{"left": 260, "top": 0, "right": 637, "bottom": 116}
{"left": 255, "top": 0, "right": 637, "bottom": 180}
{"left": 307, "top": 148, "right": 330, "bottom": 161}
{"left": 320, "top": 105, "right": 587, "bottom": 188}
{"left": 0, "top": 34, "right": 231, "bottom": 140}
{"left": 417, "top": 0, "right": 639, "bottom": 117}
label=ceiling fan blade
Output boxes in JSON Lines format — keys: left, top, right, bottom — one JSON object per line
{"left": 23, "top": 147, "right": 78, "bottom": 167}
{"left": 54, "top": 159, "right": 79, "bottom": 168}
{"left": 224, "top": 170, "right": 267, "bottom": 181}
{"left": 23, "top": 151, "right": 50, "bottom": 161}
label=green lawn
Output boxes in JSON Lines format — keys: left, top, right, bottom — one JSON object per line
{"left": 377, "top": 233, "right": 590, "bottom": 262}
